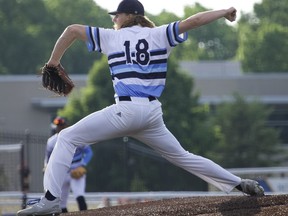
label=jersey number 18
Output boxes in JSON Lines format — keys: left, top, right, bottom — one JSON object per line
{"left": 124, "top": 39, "right": 150, "bottom": 65}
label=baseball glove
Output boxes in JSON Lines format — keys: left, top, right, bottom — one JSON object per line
{"left": 41, "top": 64, "right": 74, "bottom": 96}
{"left": 70, "top": 166, "right": 87, "bottom": 179}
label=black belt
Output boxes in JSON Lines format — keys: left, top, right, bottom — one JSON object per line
{"left": 118, "top": 96, "right": 156, "bottom": 102}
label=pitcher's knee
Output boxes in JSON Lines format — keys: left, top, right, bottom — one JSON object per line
{"left": 57, "top": 128, "right": 78, "bottom": 148}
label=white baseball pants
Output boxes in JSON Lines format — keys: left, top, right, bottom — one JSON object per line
{"left": 44, "top": 98, "right": 241, "bottom": 197}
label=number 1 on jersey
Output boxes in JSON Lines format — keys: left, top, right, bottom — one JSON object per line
{"left": 124, "top": 41, "right": 132, "bottom": 64}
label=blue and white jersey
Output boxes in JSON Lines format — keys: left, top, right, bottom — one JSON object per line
{"left": 45, "top": 134, "right": 93, "bottom": 171}
{"left": 70, "top": 145, "right": 93, "bottom": 170}
{"left": 85, "top": 21, "right": 188, "bottom": 98}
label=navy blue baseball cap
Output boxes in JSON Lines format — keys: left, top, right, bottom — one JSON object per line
{"left": 108, "top": 0, "right": 144, "bottom": 16}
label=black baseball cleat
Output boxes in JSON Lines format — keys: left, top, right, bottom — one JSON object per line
{"left": 17, "top": 197, "right": 61, "bottom": 216}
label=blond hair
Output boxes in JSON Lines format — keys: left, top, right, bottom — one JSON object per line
{"left": 115, "top": 15, "right": 155, "bottom": 30}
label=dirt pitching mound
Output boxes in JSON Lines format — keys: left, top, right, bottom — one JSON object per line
{"left": 65, "top": 194, "right": 288, "bottom": 216}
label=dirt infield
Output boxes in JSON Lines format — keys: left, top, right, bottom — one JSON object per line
{"left": 65, "top": 194, "right": 288, "bottom": 216}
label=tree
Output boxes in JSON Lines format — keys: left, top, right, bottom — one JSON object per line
{"left": 180, "top": 3, "right": 238, "bottom": 60}
{"left": 0, "top": 0, "right": 111, "bottom": 75}
{"left": 239, "top": 22, "right": 288, "bottom": 72}
{"left": 0, "top": 0, "right": 50, "bottom": 74}
{"left": 237, "top": 0, "right": 288, "bottom": 72}
{"left": 152, "top": 3, "right": 238, "bottom": 61}
{"left": 254, "top": 0, "right": 288, "bottom": 26}
{"left": 207, "top": 94, "right": 281, "bottom": 168}
{"left": 43, "top": 0, "right": 112, "bottom": 74}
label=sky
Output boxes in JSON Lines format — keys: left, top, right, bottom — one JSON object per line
{"left": 94, "top": 0, "right": 262, "bottom": 19}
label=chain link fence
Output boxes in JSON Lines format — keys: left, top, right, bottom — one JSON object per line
{"left": 0, "top": 130, "right": 48, "bottom": 193}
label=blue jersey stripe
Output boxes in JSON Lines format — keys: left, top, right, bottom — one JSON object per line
{"left": 115, "top": 83, "right": 165, "bottom": 97}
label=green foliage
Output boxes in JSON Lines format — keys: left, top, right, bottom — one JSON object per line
{"left": 57, "top": 95, "right": 85, "bottom": 125}
{"left": 151, "top": 3, "right": 239, "bottom": 61}
{"left": 254, "top": 0, "right": 288, "bottom": 26}
{"left": 0, "top": 0, "right": 50, "bottom": 74}
{"left": 180, "top": 3, "right": 238, "bottom": 60}
{"left": 0, "top": 0, "right": 111, "bottom": 74}
{"left": 43, "top": 0, "right": 112, "bottom": 74}
{"left": 150, "top": 11, "right": 180, "bottom": 26}
{"left": 237, "top": 0, "right": 288, "bottom": 72}
{"left": 238, "top": 20, "right": 288, "bottom": 72}
{"left": 207, "top": 94, "right": 281, "bottom": 168}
